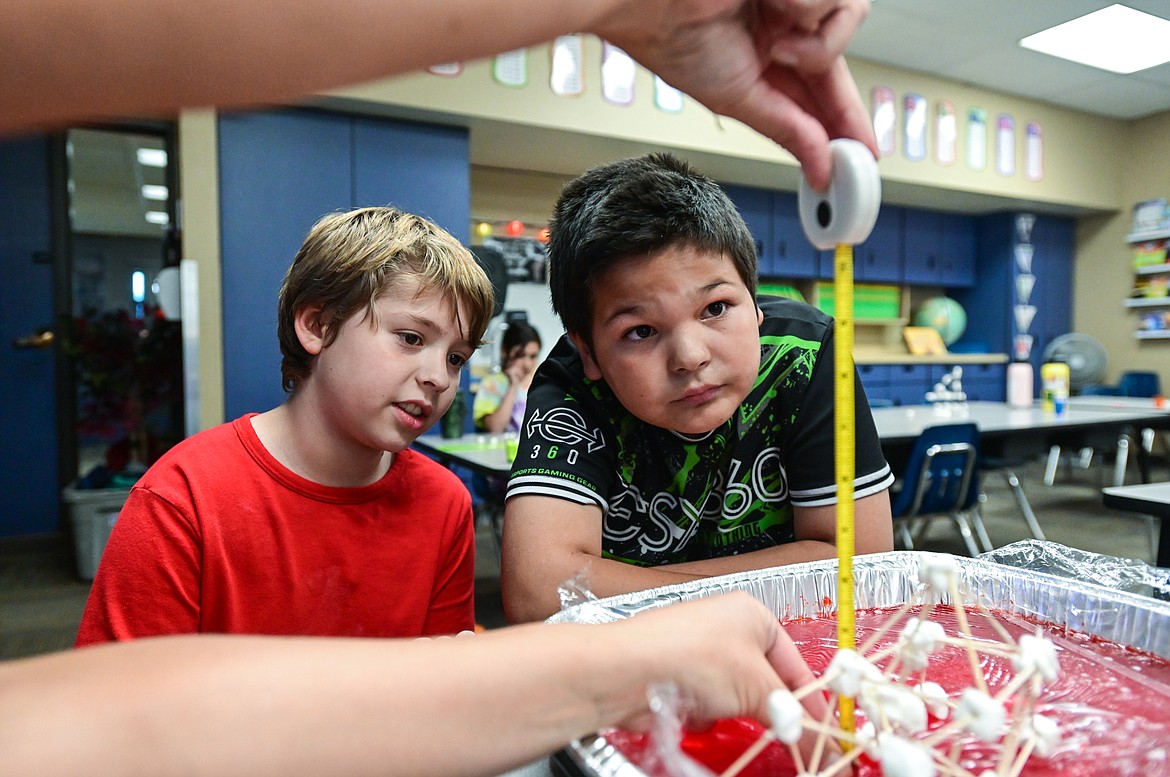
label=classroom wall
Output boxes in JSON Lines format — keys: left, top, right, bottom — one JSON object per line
{"left": 1076, "top": 111, "right": 1170, "bottom": 384}
{"left": 180, "top": 43, "right": 1162, "bottom": 429}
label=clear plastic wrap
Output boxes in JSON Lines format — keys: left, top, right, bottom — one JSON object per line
{"left": 981, "top": 539, "right": 1170, "bottom": 598}
{"left": 548, "top": 549, "right": 1170, "bottom": 777}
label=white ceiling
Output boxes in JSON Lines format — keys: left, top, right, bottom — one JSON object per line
{"left": 849, "top": 0, "right": 1170, "bottom": 120}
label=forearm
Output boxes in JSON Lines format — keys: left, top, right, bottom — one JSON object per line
{"left": 1, "top": 0, "right": 625, "bottom": 135}
{"left": 3, "top": 628, "right": 658, "bottom": 777}
{"left": 478, "top": 393, "right": 516, "bottom": 434}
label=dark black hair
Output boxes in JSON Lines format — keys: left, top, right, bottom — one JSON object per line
{"left": 500, "top": 320, "right": 541, "bottom": 359}
{"left": 547, "top": 152, "right": 757, "bottom": 343}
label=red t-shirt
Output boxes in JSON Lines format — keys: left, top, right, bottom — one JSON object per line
{"left": 76, "top": 415, "right": 475, "bottom": 646}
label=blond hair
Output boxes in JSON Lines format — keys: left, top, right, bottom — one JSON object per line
{"left": 277, "top": 207, "right": 495, "bottom": 391}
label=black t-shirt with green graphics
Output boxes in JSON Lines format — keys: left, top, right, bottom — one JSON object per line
{"left": 506, "top": 296, "right": 892, "bottom": 567}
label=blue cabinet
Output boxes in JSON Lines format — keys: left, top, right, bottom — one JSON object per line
{"left": 904, "top": 210, "right": 976, "bottom": 287}
{"left": 952, "top": 213, "right": 1074, "bottom": 382}
{"left": 859, "top": 361, "right": 1005, "bottom": 406}
{"left": 218, "top": 109, "right": 470, "bottom": 420}
{"left": 853, "top": 205, "right": 904, "bottom": 283}
{"left": 723, "top": 185, "right": 821, "bottom": 279}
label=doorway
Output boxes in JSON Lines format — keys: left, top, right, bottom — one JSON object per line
{"left": 64, "top": 126, "right": 184, "bottom": 490}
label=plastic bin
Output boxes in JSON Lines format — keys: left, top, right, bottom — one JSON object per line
{"left": 61, "top": 483, "right": 131, "bottom": 580}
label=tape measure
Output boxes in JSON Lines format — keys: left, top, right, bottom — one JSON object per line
{"left": 798, "top": 139, "right": 882, "bottom": 736}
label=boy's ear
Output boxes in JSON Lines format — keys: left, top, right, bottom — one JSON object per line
{"left": 756, "top": 304, "right": 764, "bottom": 326}
{"left": 294, "top": 306, "right": 327, "bottom": 355}
{"left": 568, "top": 332, "right": 603, "bottom": 381}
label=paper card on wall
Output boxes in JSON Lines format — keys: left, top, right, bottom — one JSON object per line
{"left": 967, "top": 108, "right": 987, "bottom": 171}
{"left": 601, "top": 42, "right": 636, "bottom": 105}
{"left": 1016, "top": 272, "right": 1036, "bottom": 304}
{"left": 1025, "top": 121, "right": 1044, "bottom": 181}
{"left": 654, "top": 76, "right": 684, "bottom": 113}
{"left": 492, "top": 49, "right": 528, "bottom": 87}
{"left": 428, "top": 63, "right": 462, "bottom": 77}
{"left": 1014, "top": 243, "right": 1034, "bottom": 273}
{"left": 872, "top": 86, "right": 896, "bottom": 156}
{"left": 1014, "top": 333, "right": 1034, "bottom": 360}
{"left": 903, "top": 92, "right": 927, "bottom": 161}
{"left": 1016, "top": 214, "right": 1035, "bottom": 244}
{"left": 935, "top": 100, "right": 957, "bottom": 165}
{"left": 1014, "top": 304, "right": 1037, "bottom": 334}
{"left": 550, "top": 35, "right": 583, "bottom": 96}
{"left": 996, "top": 113, "right": 1015, "bottom": 176}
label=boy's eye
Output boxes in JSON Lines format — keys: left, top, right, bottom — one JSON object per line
{"left": 624, "top": 324, "right": 655, "bottom": 342}
{"left": 448, "top": 353, "right": 468, "bottom": 369}
{"left": 398, "top": 332, "right": 423, "bottom": 347}
{"left": 703, "top": 301, "right": 728, "bottom": 318}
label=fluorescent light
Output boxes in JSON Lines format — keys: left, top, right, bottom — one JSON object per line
{"left": 136, "top": 148, "right": 168, "bottom": 168}
{"left": 1020, "top": 4, "right": 1170, "bottom": 74}
{"left": 145, "top": 211, "right": 170, "bottom": 225}
{"left": 141, "top": 184, "right": 169, "bottom": 201}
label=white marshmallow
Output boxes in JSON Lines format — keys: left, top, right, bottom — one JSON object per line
{"left": 859, "top": 682, "right": 928, "bottom": 734}
{"left": 956, "top": 688, "right": 1006, "bottom": 742}
{"left": 918, "top": 554, "right": 958, "bottom": 593}
{"left": 1013, "top": 634, "right": 1060, "bottom": 683}
{"left": 766, "top": 688, "right": 805, "bottom": 745}
{"left": 915, "top": 681, "right": 950, "bottom": 720}
{"left": 877, "top": 735, "right": 937, "bottom": 777}
{"left": 826, "top": 649, "right": 883, "bottom": 697}
{"left": 1023, "top": 713, "right": 1061, "bottom": 758}
{"left": 897, "top": 618, "right": 946, "bottom": 670}
{"left": 855, "top": 721, "right": 879, "bottom": 758}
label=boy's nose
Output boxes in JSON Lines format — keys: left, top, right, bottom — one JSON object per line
{"left": 669, "top": 333, "right": 711, "bottom": 373}
{"left": 418, "top": 353, "right": 453, "bottom": 391}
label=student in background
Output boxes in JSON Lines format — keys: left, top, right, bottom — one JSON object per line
{"left": 475, "top": 322, "right": 543, "bottom": 435}
{"left": 77, "top": 207, "right": 495, "bottom": 643}
{"left": 503, "top": 153, "right": 894, "bottom": 623}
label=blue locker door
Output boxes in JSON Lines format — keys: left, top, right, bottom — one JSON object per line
{"left": 353, "top": 119, "right": 470, "bottom": 243}
{"left": 855, "top": 206, "right": 904, "bottom": 282}
{"left": 0, "top": 137, "right": 59, "bottom": 536}
{"left": 773, "top": 192, "right": 821, "bottom": 279}
{"left": 218, "top": 109, "right": 353, "bottom": 420}
{"left": 722, "top": 185, "right": 774, "bottom": 277}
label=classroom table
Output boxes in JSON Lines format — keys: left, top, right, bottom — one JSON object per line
{"left": 416, "top": 402, "right": 1169, "bottom": 481}
{"left": 412, "top": 433, "right": 514, "bottom": 479}
{"left": 1103, "top": 481, "right": 1170, "bottom": 568}
{"left": 869, "top": 400, "right": 1168, "bottom": 448}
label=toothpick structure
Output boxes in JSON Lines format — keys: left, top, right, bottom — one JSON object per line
{"left": 719, "top": 554, "right": 1062, "bottom": 777}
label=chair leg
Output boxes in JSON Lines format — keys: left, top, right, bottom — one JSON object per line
{"left": 1002, "top": 468, "right": 1046, "bottom": 541}
{"left": 950, "top": 511, "right": 984, "bottom": 557}
{"left": 1112, "top": 434, "right": 1130, "bottom": 488}
{"left": 896, "top": 522, "right": 916, "bottom": 550}
{"left": 967, "top": 503, "right": 994, "bottom": 553}
{"left": 1044, "top": 445, "right": 1062, "bottom": 486}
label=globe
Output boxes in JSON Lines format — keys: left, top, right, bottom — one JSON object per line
{"left": 914, "top": 296, "right": 968, "bottom": 345}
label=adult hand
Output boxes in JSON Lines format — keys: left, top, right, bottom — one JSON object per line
{"left": 613, "top": 591, "right": 828, "bottom": 730}
{"left": 595, "top": 0, "right": 877, "bottom": 191}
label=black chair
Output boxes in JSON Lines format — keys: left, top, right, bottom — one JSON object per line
{"left": 889, "top": 423, "right": 990, "bottom": 556}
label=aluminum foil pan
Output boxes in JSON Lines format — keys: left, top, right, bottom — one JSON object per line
{"left": 548, "top": 547, "right": 1170, "bottom": 777}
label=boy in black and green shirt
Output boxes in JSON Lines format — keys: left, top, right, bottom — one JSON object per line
{"left": 502, "top": 153, "right": 893, "bottom": 623}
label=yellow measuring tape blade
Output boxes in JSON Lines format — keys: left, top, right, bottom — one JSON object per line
{"left": 834, "top": 242, "right": 856, "bottom": 736}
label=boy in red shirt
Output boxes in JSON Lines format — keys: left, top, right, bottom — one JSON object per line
{"left": 77, "top": 207, "right": 495, "bottom": 644}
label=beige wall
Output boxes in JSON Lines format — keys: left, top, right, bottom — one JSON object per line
{"left": 182, "top": 41, "right": 1164, "bottom": 427}
{"left": 1077, "top": 112, "right": 1170, "bottom": 383}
